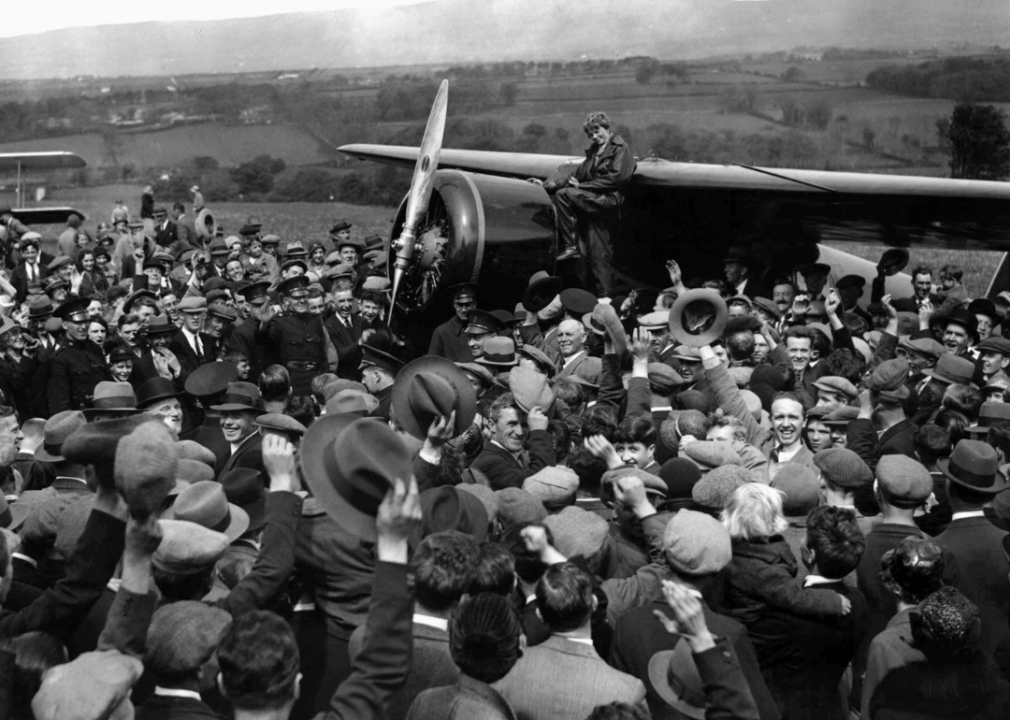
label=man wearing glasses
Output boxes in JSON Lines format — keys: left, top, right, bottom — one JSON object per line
{"left": 428, "top": 282, "right": 479, "bottom": 362}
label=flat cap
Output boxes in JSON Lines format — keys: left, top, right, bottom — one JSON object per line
{"left": 822, "top": 406, "right": 859, "bottom": 426}
{"left": 495, "top": 487, "right": 548, "bottom": 527}
{"left": 638, "top": 311, "right": 668, "bottom": 330}
{"left": 691, "top": 464, "right": 752, "bottom": 511}
{"left": 559, "top": 288, "right": 597, "bottom": 315}
{"left": 523, "top": 466, "right": 580, "bottom": 508}
{"left": 146, "top": 601, "right": 232, "bottom": 677}
{"left": 602, "top": 466, "right": 668, "bottom": 497}
{"left": 648, "top": 362, "right": 685, "bottom": 396}
{"left": 544, "top": 506, "right": 609, "bottom": 559}
{"left": 867, "top": 358, "right": 910, "bottom": 392}
{"left": 898, "top": 337, "right": 945, "bottom": 360}
{"left": 153, "top": 519, "right": 230, "bottom": 575}
{"left": 977, "top": 336, "right": 1010, "bottom": 356}
{"left": 771, "top": 464, "right": 820, "bottom": 516}
{"left": 255, "top": 412, "right": 307, "bottom": 437}
{"left": 662, "top": 510, "right": 732, "bottom": 575}
{"left": 814, "top": 447, "right": 873, "bottom": 489}
{"left": 812, "top": 375, "right": 858, "bottom": 401}
{"left": 877, "top": 454, "right": 933, "bottom": 507}
{"left": 680, "top": 440, "right": 743, "bottom": 471}
{"left": 177, "top": 296, "right": 207, "bottom": 313}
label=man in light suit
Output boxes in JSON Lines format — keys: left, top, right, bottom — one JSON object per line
{"left": 494, "top": 562, "right": 646, "bottom": 720}
{"left": 555, "top": 318, "right": 602, "bottom": 385}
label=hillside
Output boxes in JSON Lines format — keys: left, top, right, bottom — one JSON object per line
{"left": 1, "top": 0, "right": 1009, "bottom": 79}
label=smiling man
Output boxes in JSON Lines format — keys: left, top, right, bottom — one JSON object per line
{"left": 767, "top": 392, "right": 816, "bottom": 480}
{"left": 556, "top": 318, "right": 601, "bottom": 385}
{"left": 471, "top": 392, "right": 554, "bottom": 490}
{"left": 977, "top": 336, "right": 1010, "bottom": 385}
{"left": 929, "top": 308, "right": 977, "bottom": 357}
{"left": 428, "top": 282, "right": 478, "bottom": 362}
{"left": 214, "top": 381, "right": 264, "bottom": 476}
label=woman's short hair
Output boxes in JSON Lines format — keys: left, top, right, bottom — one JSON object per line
{"left": 722, "top": 483, "right": 788, "bottom": 541}
{"left": 583, "top": 111, "right": 611, "bottom": 134}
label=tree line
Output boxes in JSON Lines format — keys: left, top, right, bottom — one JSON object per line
{"left": 866, "top": 57, "right": 1010, "bottom": 102}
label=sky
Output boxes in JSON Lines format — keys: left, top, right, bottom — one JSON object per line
{"left": 0, "top": 0, "right": 433, "bottom": 38}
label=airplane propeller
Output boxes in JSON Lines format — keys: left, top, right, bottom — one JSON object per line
{"left": 389, "top": 79, "right": 449, "bottom": 318}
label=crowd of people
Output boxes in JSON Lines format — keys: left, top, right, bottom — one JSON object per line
{"left": 1, "top": 167, "right": 1010, "bottom": 720}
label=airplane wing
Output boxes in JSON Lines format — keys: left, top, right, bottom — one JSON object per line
{"left": 339, "top": 144, "right": 1010, "bottom": 249}
{"left": 0, "top": 152, "right": 87, "bottom": 172}
{"left": 11, "top": 207, "right": 87, "bottom": 225}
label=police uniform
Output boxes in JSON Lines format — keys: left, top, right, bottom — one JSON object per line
{"left": 47, "top": 299, "right": 108, "bottom": 413}
{"left": 258, "top": 276, "right": 329, "bottom": 396}
{"left": 428, "top": 283, "right": 478, "bottom": 363}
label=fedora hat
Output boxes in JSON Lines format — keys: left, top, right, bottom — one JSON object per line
{"left": 209, "top": 382, "right": 263, "bottom": 412}
{"left": 164, "top": 480, "right": 250, "bottom": 541}
{"left": 136, "top": 377, "right": 185, "bottom": 410}
{"left": 649, "top": 639, "right": 707, "bottom": 719}
{"left": 508, "top": 365, "right": 555, "bottom": 413}
{"left": 28, "top": 297, "right": 54, "bottom": 319}
{"left": 937, "top": 439, "right": 1007, "bottom": 494}
{"left": 522, "top": 271, "right": 563, "bottom": 315}
{"left": 185, "top": 361, "right": 239, "bottom": 399}
{"left": 967, "top": 402, "right": 1010, "bottom": 435}
{"left": 144, "top": 315, "right": 177, "bottom": 336}
{"left": 878, "top": 248, "right": 910, "bottom": 276}
{"left": 392, "top": 355, "right": 478, "bottom": 440}
{"left": 83, "top": 381, "right": 137, "bottom": 419}
{"left": 35, "top": 410, "right": 88, "bottom": 463}
{"left": 478, "top": 336, "right": 519, "bottom": 366}
{"left": 922, "top": 354, "right": 976, "bottom": 387}
{"left": 300, "top": 416, "right": 412, "bottom": 542}
{"left": 63, "top": 414, "right": 160, "bottom": 491}
{"left": 668, "top": 288, "right": 728, "bottom": 348}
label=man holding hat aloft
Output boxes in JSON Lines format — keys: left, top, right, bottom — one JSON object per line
{"left": 933, "top": 439, "right": 1009, "bottom": 662}
{"left": 47, "top": 298, "right": 109, "bottom": 414}
{"left": 256, "top": 275, "right": 335, "bottom": 396}
{"left": 471, "top": 381, "right": 555, "bottom": 491}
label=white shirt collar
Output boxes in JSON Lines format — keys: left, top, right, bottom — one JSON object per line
{"left": 154, "top": 687, "right": 202, "bottom": 701}
{"left": 563, "top": 350, "right": 584, "bottom": 369}
{"left": 951, "top": 510, "right": 987, "bottom": 521}
{"left": 803, "top": 574, "right": 844, "bottom": 587}
{"left": 561, "top": 636, "right": 595, "bottom": 647}
{"left": 413, "top": 613, "right": 448, "bottom": 631}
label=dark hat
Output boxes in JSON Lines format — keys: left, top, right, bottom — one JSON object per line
{"left": 522, "top": 270, "right": 563, "bottom": 314}
{"left": 220, "top": 468, "right": 267, "bottom": 532}
{"left": 478, "top": 337, "right": 519, "bottom": 367}
{"left": 799, "top": 262, "right": 831, "bottom": 276}
{"left": 145, "top": 315, "right": 177, "bottom": 336}
{"left": 898, "top": 337, "right": 945, "bottom": 360}
{"left": 929, "top": 308, "right": 978, "bottom": 342}
{"left": 47, "top": 255, "right": 73, "bottom": 273}
{"left": 922, "top": 354, "right": 976, "bottom": 386}
{"left": 877, "top": 455, "right": 933, "bottom": 507}
{"left": 814, "top": 448, "right": 873, "bottom": 489}
{"left": 559, "top": 288, "right": 596, "bottom": 316}
{"left": 722, "top": 245, "right": 750, "bottom": 263}
{"left": 336, "top": 236, "right": 365, "bottom": 252}
{"left": 937, "top": 439, "right": 1007, "bottom": 494}
{"left": 300, "top": 415, "right": 412, "bottom": 542}
{"left": 277, "top": 275, "right": 310, "bottom": 297}
{"left": 968, "top": 298, "right": 998, "bottom": 320}
{"left": 280, "top": 258, "right": 309, "bottom": 276}
{"left": 967, "top": 402, "right": 1010, "bottom": 435}
{"left": 185, "top": 361, "right": 239, "bottom": 398}
{"left": 835, "top": 274, "right": 866, "bottom": 290}
{"left": 518, "top": 345, "right": 555, "bottom": 376}
{"left": 283, "top": 241, "right": 308, "bottom": 258}
{"left": 136, "top": 377, "right": 185, "bottom": 409}
{"left": 237, "top": 281, "right": 272, "bottom": 305}
{"left": 392, "top": 356, "right": 478, "bottom": 440}
{"left": 419, "top": 486, "right": 489, "bottom": 540}
{"left": 35, "top": 410, "right": 88, "bottom": 462}
{"left": 822, "top": 406, "right": 859, "bottom": 426}
{"left": 147, "top": 250, "right": 175, "bottom": 270}
{"left": 977, "top": 336, "right": 1010, "bottom": 357}
{"left": 84, "top": 381, "right": 137, "bottom": 419}
{"left": 210, "top": 382, "right": 263, "bottom": 412}
{"left": 146, "top": 601, "right": 232, "bottom": 677}
{"left": 28, "top": 297, "right": 54, "bottom": 318}
{"left": 464, "top": 309, "right": 504, "bottom": 335}
{"left": 364, "top": 233, "right": 385, "bottom": 249}
{"left": 752, "top": 296, "right": 781, "bottom": 320}
{"left": 329, "top": 219, "right": 352, "bottom": 234}
{"left": 447, "top": 282, "right": 478, "bottom": 301}
{"left": 912, "top": 586, "right": 982, "bottom": 659}
{"left": 668, "top": 288, "right": 728, "bottom": 348}
{"left": 881, "top": 537, "right": 945, "bottom": 602}
{"left": 878, "top": 248, "right": 910, "bottom": 276}
{"left": 109, "top": 345, "right": 135, "bottom": 363}
{"left": 55, "top": 297, "right": 90, "bottom": 323}
{"left": 648, "top": 363, "right": 685, "bottom": 395}
{"left": 255, "top": 413, "right": 307, "bottom": 439}
{"left": 359, "top": 343, "right": 404, "bottom": 374}
{"left": 658, "top": 457, "right": 702, "bottom": 507}
{"left": 489, "top": 308, "right": 514, "bottom": 326}
{"left": 649, "top": 640, "right": 707, "bottom": 719}
{"left": 122, "top": 289, "right": 158, "bottom": 314}
{"left": 164, "top": 480, "right": 250, "bottom": 541}
{"left": 208, "top": 237, "right": 231, "bottom": 256}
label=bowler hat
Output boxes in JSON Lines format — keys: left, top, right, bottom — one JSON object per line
{"left": 937, "top": 439, "right": 1007, "bottom": 493}
{"left": 479, "top": 337, "right": 519, "bottom": 366}
{"left": 301, "top": 415, "right": 412, "bottom": 542}
{"left": 968, "top": 298, "right": 997, "bottom": 320}
{"left": 220, "top": 468, "right": 267, "bottom": 532}
{"left": 136, "top": 377, "right": 185, "bottom": 409}
{"left": 668, "top": 289, "right": 728, "bottom": 348}
{"left": 522, "top": 271, "right": 562, "bottom": 315}
{"left": 185, "top": 361, "right": 239, "bottom": 398}
{"left": 209, "top": 382, "right": 263, "bottom": 412}
{"left": 164, "top": 480, "right": 250, "bottom": 541}
{"left": 929, "top": 308, "right": 978, "bottom": 342}
{"left": 35, "top": 410, "right": 88, "bottom": 462}
{"left": 922, "top": 354, "right": 976, "bottom": 386}
{"left": 392, "top": 355, "right": 477, "bottom": 440}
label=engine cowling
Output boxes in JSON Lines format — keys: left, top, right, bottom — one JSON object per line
{"left": 388, "top": 170, "right": 556, "bottom": 319}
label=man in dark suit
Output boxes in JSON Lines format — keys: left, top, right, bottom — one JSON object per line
{"left": 213, "top": 382, "right": 264, "bottom": 478}
{"left": 876, "top": 264, "right": 938, "bottom": 314}
{"left": 324, "top": 278, "right": 370, "bottom": 380}
{"left": 471, "top": 393, "right": 555, "bottom": 490}
{"left": 349, "top": 531, "right": 478, "bottom": 720}
{"left": 765, "top": 506, "right": 869, "bottom": 720}
{"left": 428, "top": 283, "right": 477, "bottom": 363}
{"left": 8, "top": 233, "right": 49, "bottom": 304}
{"left": 169, "top": 297, "right": 216, "bottom": 383}
{"left": 180, "top": 362, "right": 237, "bottom": 477}
{"left": 934, "top": 439, "right": 1010, "bottom": 667}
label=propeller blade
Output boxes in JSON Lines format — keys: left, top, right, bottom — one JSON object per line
{"left": 390, "top": 79, "right": 449, "bottom": 315}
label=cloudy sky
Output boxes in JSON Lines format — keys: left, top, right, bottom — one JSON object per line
{"left": 1, "top": 0, "right": 432, "bottom": 38}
